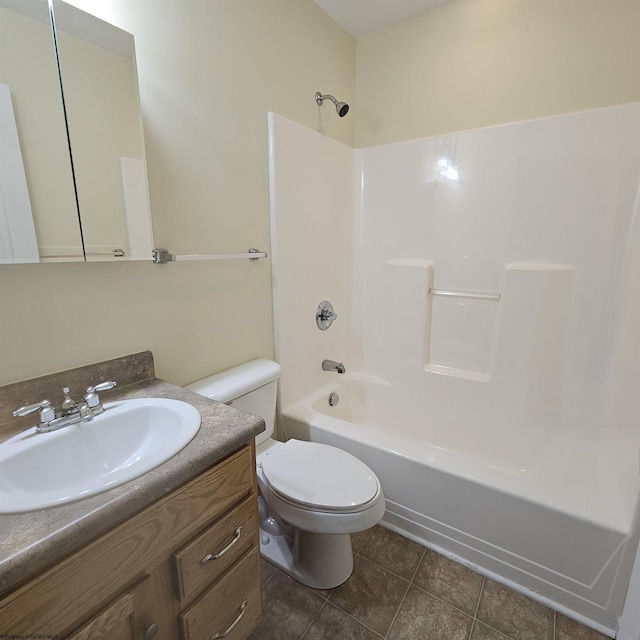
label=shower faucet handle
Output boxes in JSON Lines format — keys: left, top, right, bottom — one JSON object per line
{"left": 316, "top": 301, "right": 338, "bottom": 330}
{"left": 321, "top": 309, "right": 337, "bottom": 321}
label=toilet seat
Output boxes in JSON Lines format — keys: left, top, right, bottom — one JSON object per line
{"left": 259, "top": 439, "right": 379, "bottom": 513}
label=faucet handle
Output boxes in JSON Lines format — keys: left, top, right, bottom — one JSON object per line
{"left": 87, "top": 380, "right": 117, "bottom": 393}
{"left": 316, "top": 301, "right": 338, "bottom": 330}
{"left": 84, "top": 380, "right": 117, "bottom": 414}
{"left": 13, "top": 400, "right": 55, "bottom": 423}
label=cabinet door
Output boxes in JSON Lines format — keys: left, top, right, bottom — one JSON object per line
{"left": 66, "top": 577, "right": 156, "bottom": 640}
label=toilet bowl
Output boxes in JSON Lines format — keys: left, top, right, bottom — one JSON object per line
{"left": 186, "top": 359, "right": 385, "bottom": 589}
{"left": 256, "top": 438, "right": 385, "bottom": 588}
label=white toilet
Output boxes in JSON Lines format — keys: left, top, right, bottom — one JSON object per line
{"left": 187, "top": 359, "right": 385, "bottom": 589}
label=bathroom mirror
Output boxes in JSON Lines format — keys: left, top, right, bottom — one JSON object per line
{"left": 0, "top": 0, "right": 153, "bottom": 263}
{"left": 0, "top": 0, "right": 83, "bottom": 262}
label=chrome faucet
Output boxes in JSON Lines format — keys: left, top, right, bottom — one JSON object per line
{"left": 13, "top": 380, "right": 117, "bottom": 433}
{"left": 322, "top": 360, "right": 346, "bottom": 374}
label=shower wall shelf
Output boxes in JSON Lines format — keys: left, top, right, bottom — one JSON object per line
{"left": 152, "top": 248, "right": 268, "bottom": 264}
{"left": 429, "top": 288, "right": 501, "bottom": 301}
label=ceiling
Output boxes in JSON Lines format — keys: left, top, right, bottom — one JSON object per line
{"left": 314, "top": 0, "right": 457, "bottom": 37}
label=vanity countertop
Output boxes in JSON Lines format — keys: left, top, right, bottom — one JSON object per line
{"left": 0, "top": 357, "right": 264, "bottom": 598}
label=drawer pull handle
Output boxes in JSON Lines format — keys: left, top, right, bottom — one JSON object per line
{"left": 210, "top": 599, "right": 247, "bottom": 639}
{"left": 201, "top": 526, "right": 243, "bottom": 565}
{"left": 142, "top": 623, "right": 159, "bottom": 640}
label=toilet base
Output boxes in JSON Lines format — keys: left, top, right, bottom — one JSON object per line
{"left": 259, "top": 526, "right": 354, "bottom": 589}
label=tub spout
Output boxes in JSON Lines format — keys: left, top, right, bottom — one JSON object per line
{"left": 322, "top": 359, "right": 346, "bottom": 374}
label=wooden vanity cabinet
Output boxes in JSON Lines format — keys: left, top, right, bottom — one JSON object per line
{"left": 66, "top": 576, "right": 152, "bottom": 640}
{"left": 0, "top": 443, "right": 261, "bottom": 640}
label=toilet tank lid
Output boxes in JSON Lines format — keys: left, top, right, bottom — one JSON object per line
{"left": 186, "top": 359, "right": 281, "bottom": 403}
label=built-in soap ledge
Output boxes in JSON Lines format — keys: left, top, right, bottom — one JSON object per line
{"left": 424, "top": 262, "right": 574, "bottom": 383}
{"left": 424, "top": 364, "right": 491, "bottom": 383}
{"left": 386, "top": 259, "right": 433, "bottom": 268}
{"left": 428, "top": 288, "right": 500, "bottom": 301}
{"left": 426, "top": 285, "right": 499, "bottom": 383}
{"left": 379, "top": 260, "right": 573, "bottom": 384}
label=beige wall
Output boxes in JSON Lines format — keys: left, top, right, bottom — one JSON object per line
{"left": 355, "top": 0, "right": 640, "bottom": 147}
{"left": 0, "top": 0, "right": 355, "bottom": 386}
{"left": 3, "top": 0, "right": 639, "bottom": 388}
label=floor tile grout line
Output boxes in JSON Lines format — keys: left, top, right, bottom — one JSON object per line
{"left": 467, "top": 577, "right": 486, "bottom": 640}
{"left": 383, "top": 573, "right": 414, "bottom": 639}
{"left": 472, "top": 618, "right": 520, "bottom": 640}
{"left": 409, "top": 579, "right": 479, "bottom": 621}
{"left": 260, "top": 569, "right": 278, "bottom": 590}
{"left": 299, "top": 599, "right": 328, "bottom": 640}
{"left": 325, "top": 546, "right": 416, "bottom": 639}
{"left": 321, "top": 599, "right": 387, "bottom": 639}
{"left": 472, "top": 577, "right": 485, "bottom": 618}
{"left": 358, "top": 550, "right": 423, "bottom": 584}
{"left": 408, "top": 547, "right": 427, "bottom": 584}
{"left": 311, "top": 585, "right": 334, "bottom": 601}
{"left": 354, "top": 525, "right": 377, "bottom": 554}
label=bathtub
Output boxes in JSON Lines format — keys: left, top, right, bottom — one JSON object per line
{"left": 282, "top": 375, "right": 640, "bottom": 635}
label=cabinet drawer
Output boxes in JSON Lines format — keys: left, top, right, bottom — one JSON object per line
{"left": 173, "top": 494, "right": 258, "bottom": 602}
{"left": 180, "top": 546, "right": 261, "bottom": 640}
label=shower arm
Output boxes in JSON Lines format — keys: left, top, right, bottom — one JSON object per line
{"left": 316, "top": 93, "right": 337, "bottom": 107}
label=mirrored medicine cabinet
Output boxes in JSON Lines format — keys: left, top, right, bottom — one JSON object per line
{"left": 0, "top": 0, "right": 153, "bottom": 263}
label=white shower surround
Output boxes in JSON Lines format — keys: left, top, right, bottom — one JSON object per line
{"left": 268, "top": 104, "right": 640, "bottom": 635}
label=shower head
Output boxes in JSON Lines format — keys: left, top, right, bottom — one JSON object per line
{"left": 315, "top": 92, "right": 349, "bottom": 117}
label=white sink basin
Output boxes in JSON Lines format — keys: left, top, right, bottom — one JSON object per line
{"left": 0, "top": 398, "right": 201, "bottom": 513}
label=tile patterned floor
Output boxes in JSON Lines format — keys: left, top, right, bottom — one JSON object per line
{"left": 250, "top": 525, "right": 610, "bottom": 640}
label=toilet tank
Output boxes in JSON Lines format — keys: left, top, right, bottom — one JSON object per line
{"left": 186, "top": 359, "right": 282, "bottom": 446}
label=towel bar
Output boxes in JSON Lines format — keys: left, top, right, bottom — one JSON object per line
{"left": 152, "top": 248, "right": 267, "bottom": 264}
